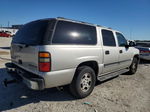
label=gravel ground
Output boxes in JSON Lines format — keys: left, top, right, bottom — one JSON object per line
{"left": 0, "top": 38, "right": 150, "bottom": 112}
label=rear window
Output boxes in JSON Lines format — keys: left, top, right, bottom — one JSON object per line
{"left": 12, "top": 20, "right": 55, "bottom": 45}
{"left": 52, "top": 21, "right": 97, "bottom": 45}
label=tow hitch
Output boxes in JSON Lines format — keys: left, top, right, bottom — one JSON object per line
{"left": 3, "top": 79, "right": 17, "bottom": 87}
{"left": 4, "top": 62, "right": 22, "bottom": 87}
{"left": 5, "top": 62, "right": 45, "bottom": 90}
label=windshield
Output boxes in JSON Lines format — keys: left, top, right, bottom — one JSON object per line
{"left": 12, "top": 20, "right": 55, "bottom": 45}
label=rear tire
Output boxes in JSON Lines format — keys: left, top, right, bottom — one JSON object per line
{"left": 128, "top": 57, "right": 138, "bottom": 74}
{"left": 69, "top": 66, "right": 96, "bottom": 99}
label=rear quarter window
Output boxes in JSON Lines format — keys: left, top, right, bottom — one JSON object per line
{"left": 52, "top": 21, "right": 97, "bottom": 45}
{"left": 12, "top": 20, "right": 56, "bottom": 45}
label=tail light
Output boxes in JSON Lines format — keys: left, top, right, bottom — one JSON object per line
{"left": 39, "top": 52, "right": 51, "bottom": 72}
{"left": 140, "top": 50, "right": 150, "bottom": 53}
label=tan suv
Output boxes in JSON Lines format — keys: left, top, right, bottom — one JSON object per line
{"left": 5, "top": 17, "right": 139, "bottom": 98}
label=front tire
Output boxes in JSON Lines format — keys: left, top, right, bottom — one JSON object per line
{"left": 69, "top": 66, "right": 96, "bottom": 99}
{"left": 128, "top": 57, "right": 138, "bottom": 74}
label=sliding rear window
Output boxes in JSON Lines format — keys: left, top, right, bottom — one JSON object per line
{"left": 52, "top": 21, "right": 97, "bottom": 45}
{"left": 12, "top": 19, "right": 56, "bottom": 45}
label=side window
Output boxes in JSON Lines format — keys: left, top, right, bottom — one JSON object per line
{"left": 52, "top": 21, "right": 97, "bottom": 45}
{"left": 102, "top": 29, "right": 116, "bottom": 46}
{"left": 116, "top": 32, "right": 128, "bottom": 47}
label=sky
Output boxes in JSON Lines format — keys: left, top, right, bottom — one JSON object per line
{"left": 0, "top": 0, "right": 150, "bottom": 40}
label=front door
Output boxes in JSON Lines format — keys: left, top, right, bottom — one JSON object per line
{"left": 115, "top": 32, "right": 132, "bottom": 69}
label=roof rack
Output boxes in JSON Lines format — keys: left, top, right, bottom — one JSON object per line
{"left": 108, "top": 27, "right": 112, "bottom": 29}
{"left": 57, "top": 17, "right": 98, "bottom": 26}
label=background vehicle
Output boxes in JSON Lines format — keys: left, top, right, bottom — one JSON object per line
{"left": 5, "top": 17, "right": 139, "bottom": 98}
{"left": 135, "top": 42, "right": 150, "bottom": 60}
{"left": 0, "top": 31, "right": 11, "bottom": 37}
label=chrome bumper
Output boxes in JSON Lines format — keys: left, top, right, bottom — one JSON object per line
{"left": 5, "top": 63, "right": 45, "bottom": 90}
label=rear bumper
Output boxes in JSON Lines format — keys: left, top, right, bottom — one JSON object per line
{"left": 5, "top": 63, "right": 45, "bottom": 90}
{"left": 140, "top": 54, "right": 150, "bottom": 60}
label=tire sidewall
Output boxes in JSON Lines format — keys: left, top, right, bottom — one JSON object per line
{"left": 75, "top": 66, "right": 96, "bottom": 98}
{"left": 130, "top": 58, "right": 138, "bottom": 74}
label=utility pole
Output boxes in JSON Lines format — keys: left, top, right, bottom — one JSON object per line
{"left": 8, "top": 21, "right": 10, "bottom": 27}
{"left": 0, "top": 24, "right": 2, "bottom": 31}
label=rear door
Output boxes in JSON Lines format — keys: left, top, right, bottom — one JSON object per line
{"left": 101, "top": 29, "right": 119, "bottom": 74}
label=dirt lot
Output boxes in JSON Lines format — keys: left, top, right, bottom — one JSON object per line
{"left": 0, "top": 38, "right": 150, "bottom": 112}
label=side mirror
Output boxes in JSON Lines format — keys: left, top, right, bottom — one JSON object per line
{"left": 125, "top": 44, "right": 130, "bottom": 48}
{"left": 129, "top": 41, "right": 136, "bottom": 47}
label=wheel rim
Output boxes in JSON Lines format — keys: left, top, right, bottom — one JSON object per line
{"left": 80, "top": 73, "right": 92, "bottom": 92}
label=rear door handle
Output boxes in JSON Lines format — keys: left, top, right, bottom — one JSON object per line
{"left": 119, "top": 50, "right": 123, "bottom": 53}
{"left": 105, "top": 50, "right": 110, "bottom": 55}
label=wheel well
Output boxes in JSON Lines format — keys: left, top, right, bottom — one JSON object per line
{"left": 134, "top": 54, "right": 140, "bottom": 61}
{"left": 76, "top": 61, "right": 99, "bottom": 76}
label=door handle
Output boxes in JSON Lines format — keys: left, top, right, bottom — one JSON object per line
{"left": 105, "top": 50, "right": 110, "bottom": 55}
{"left": 119, "top": 50, "right": 123, "bottom": 53}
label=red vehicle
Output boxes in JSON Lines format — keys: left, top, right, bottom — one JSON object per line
{"left": 0, "top": 31, "right": 11, "bottom": 37}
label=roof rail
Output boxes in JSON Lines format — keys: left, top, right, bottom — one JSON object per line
{"left": 57, "top": 17, "right": 97, "bottom": 26}
{"left": 96, "top": 25, "right": 102, "bottom": 27}
{"left": 108, "top": 27, "right": 112, "bottom": 29}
